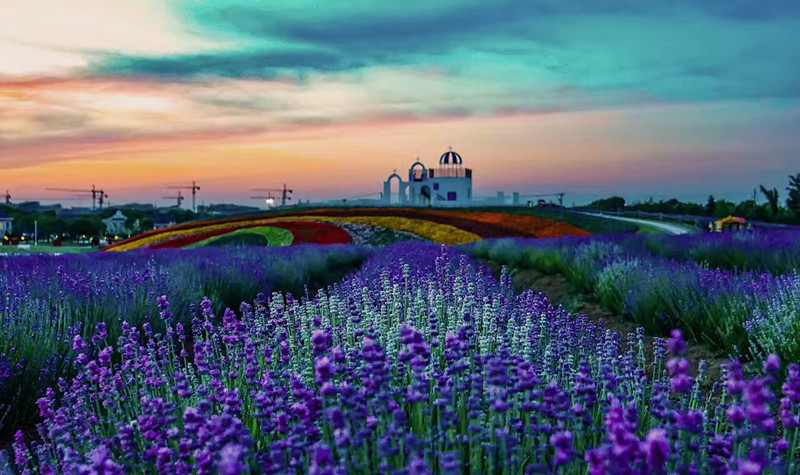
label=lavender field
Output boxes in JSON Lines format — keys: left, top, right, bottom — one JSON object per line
{"left": 3, "top": 237, "right": 800, "bottom": 473}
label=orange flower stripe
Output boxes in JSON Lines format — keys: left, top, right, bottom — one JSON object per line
{"left": 418, "top": 210, "right": 590, "bottom": 237}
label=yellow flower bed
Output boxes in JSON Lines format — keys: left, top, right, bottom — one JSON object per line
{"left": 108, "top": 215, "right": 481, "bottom": 251}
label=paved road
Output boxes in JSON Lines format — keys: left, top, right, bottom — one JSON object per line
{"left": 582, "top": 212, "right": 691, "bottom": 235}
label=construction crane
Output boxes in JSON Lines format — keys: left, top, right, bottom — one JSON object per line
{"left": 4, "top": 190, "right": 10, "bottom": 205}
{"left": 44, "top": 184, "right": 108, "bottom": 210}
{"left": 250, "top": 193, "right": 277, "bottom": 209}
{"left": 167, "top": 181, "right": 200, "bottom": 212}
{"left": 162, "top": 190, "right": 185, "bottom": 208}
{"left": 251, "top": 184, "right": 292, "bottom": 206}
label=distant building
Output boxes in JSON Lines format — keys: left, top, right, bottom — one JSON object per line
{"left": 203, "top": 204, "right": 261, "bottom": 215}
{"left": 152, "top": 216, "right": 177, "bottom": 230}
{"left": 382, "top": 149, "right": 473, "bottom": 207}
{"left": 102, "top": 210, "right": 129, "bottom": 235}
{"left": 118, "top": 203, "right": 155, "bottom": 211}
{"left": 16, "top": 201, "right": 62, "bottom": 213}
{"left": 58, "top": 208, "right": 95, "bottom": 218}
{"left": 0, "top": 211, "right": 13, "bottom": 235}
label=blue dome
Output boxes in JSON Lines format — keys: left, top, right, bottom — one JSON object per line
{"left": 439, "top": 150, "right": 463, "bottom": 165}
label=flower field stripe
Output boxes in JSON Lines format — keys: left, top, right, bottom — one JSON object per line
{"left": 186, "top": 226, "right": 294, "bottom": 249}
{"left": 106, "top": 218, "right": 300, "bottom": 251}
{"left": 105, "top": 207, "right": 591, "bottom": 250}
{"left": 264, "top": 221, "right": 354, "bottom": 244}
{"left": 271, "top": 216, "right": 481, "bottom": 245}
{"left": 107, "top": 214, "right": 482, "bottom": 250}
{"left": 149, "top": 221, "right": 350, "bottom": 249}
{"left": 148, "top": 221, "right": 352, "bottom": 249}
{"left": 418, "top": 209, "right": 591, "bottom": 238}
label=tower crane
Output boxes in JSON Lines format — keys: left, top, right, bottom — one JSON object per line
{"left": 44, "top": 185, "right": 108, "bottom": 210}
{"left": 251, "top": 184, "right": 292, "bottom": 206}
{"left": 162, "top": 190, "right": 185, "bottom": 208}
{"left": 167, "top": 181, "right": 200, "bottom": 212}
{"left": 250, "top": 192, "right": 277, "bottom": 209}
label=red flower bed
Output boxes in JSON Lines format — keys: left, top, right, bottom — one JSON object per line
{"left": 149, "top": 221, "right": 351, "bottom": 249}
{"left": 268, "top": 221, "right": 353, "bottom": 245}
{"left": 149, "top": 227, "right": 239, "bottom": 249}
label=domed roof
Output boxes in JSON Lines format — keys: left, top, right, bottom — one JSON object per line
{"left": 439, "top": 149, "right": 463, "bottom": 165}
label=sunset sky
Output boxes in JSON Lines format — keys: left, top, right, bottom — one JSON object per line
{"left": 1, "top": 0, "right": 799, "bottom": 206}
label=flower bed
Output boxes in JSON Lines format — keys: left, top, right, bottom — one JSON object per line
{"left": 0, "top": 246, "right": 372, "bottom": 436}
{"left": 105, "top": 208, "right": 591, "bottom": 252}
{"left": 419, "top": 209, "right": 591, "bottom": 238}
{"left": 266, "top": 221, "right": 354, "bottom": 245}
{"left": 283, "top": 216, "right": 481, "bottom": 245}
{"left": 108, "top": 215, "right": 480, "bottom": 250}
{"left": 7, "top": 243, "right": 800, "bottom": 473}
{"left": 189, "top": 227, "right": 294, "bottom": 249}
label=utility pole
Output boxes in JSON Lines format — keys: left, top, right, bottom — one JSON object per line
{"left": 34, "top": 220, "right": 38, "bottom": 246}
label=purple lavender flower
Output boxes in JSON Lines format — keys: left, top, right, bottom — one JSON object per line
{"left": 763, "top": 354, "right": 781, "bottom": 374}
{"left": 314, "top": 357, "right": 335, "bottom": 384}
{"left": 12, "top": 431, "right": 29, "bottom": 469}
{"left": 642, "top": 428, "right": 670, "bottom": 470}
{"left": 550, "top": 431, "right": 573, "bottom": 466}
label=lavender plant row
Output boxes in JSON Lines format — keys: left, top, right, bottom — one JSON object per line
{"left": 0, "top": 246, "right": 369, "bottom": 435}
{"left": 467, "top": 237, "right": 800, "bottom": 364}
{"left": 7, "top": 243, "right": 799, "bottom": 474}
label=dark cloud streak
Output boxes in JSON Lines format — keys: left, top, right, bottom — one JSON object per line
{"left": 97, "top": 49, "right": 365, "bottom": 79}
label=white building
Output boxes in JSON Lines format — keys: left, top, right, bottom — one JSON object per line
{"left": 0, "top": 211, "right": 13, "bottom": 235}
{"left": 382, "top": 149, "right": 473, "bottom": 207}
{"left": 102, "top": 210, "right": 128, "bottom": 235}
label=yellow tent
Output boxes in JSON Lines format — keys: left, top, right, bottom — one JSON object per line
{"left": 711, "top": 215, "right": 747, "bottom": 232}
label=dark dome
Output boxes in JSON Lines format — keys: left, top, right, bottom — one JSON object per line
{"left": 439, "top": 150, "right": 463, "bottom": 165}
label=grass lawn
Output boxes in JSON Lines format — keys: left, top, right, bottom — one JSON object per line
{"left": 0, "top": 244, "right": 98, "bottom": 255}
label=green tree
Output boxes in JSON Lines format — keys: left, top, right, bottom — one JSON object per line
{"left": 705, "top": 195, "right": 716, "bottom": 216}
{"left": 589, "top": 196, "right": 626, "bottom": 211}
{"left": 139, "top": 218, "right": 154, "bottom": 233}
{"left": 714, "top": 200, "right": 737, "bottom": 218}
{"left": 787, "top": 174, "right": 800, "bottom": 217}
{"left": 37, "top": 215, "right": 68, "bottom": 238}
{"left": 68, "top": 218, "right": 103, "bottom": 237}
{"left": 759, "top": 185, "right": 780, "bottom": 216}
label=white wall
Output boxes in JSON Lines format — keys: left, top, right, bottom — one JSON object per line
{"left": 408, "top": 177, "right": 472, "bottom": 207}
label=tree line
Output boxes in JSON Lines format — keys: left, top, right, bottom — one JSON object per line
{"left": 0, "top": 206, "right": 197, "bottom": 240}
{"left": 588, "top": 173, "right": 800, "bottom": 224}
